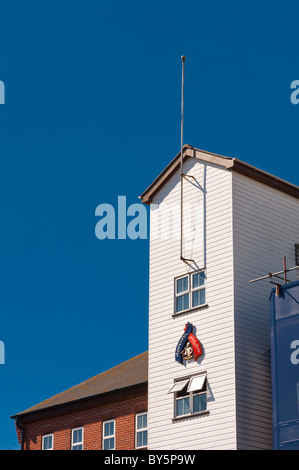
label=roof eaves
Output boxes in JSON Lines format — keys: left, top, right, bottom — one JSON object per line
{"left": 10, "top": 380, "right": 148, "bottom": 420}
{"left": 231, "top": 158, "right": 299, "bottom": 199}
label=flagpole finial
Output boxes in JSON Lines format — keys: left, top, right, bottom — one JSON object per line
{"left": 181, "top": 55, "right": 186, "bottom": 62}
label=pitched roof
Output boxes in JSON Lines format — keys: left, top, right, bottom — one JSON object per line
{"left": 12, "top": 351, "right": 148, "bottom": 418}
{"left": 140, "top": 144, "right": 299, "bottom": 205}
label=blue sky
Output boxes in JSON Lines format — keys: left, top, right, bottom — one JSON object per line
{"left": 0, "top": 0, "right": 299, "bottom": 449}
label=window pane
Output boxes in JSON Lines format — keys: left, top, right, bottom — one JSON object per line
{"left": 137, "top": 430, "right": 147, "bottom": 447}
{"left": 177, "top": 276, "right": 188, "bottom": 294}
{"left": 193, "top": 393, "right": 207, "bottom": 413}
{"left": 104, "top": 421, "right": 114, "bottom": 437}
{"left": 176, "top": 398, "right": 183, "bottom": 416}
{"left": 137, "top": 432, "right": 142, "bottom": 448}
{"left": 176, "top": 397, "right": 190, "bottom": 416}
{"left": 137, "top": 415, "right": 142, "bottom": 429}
{"left": 73, "top": 429, "right": 82, "bottom": 444}
{"left": 43, "top": 435, "right": 53, "bottom": 450}
{"left": 176, "top": 293, "right": 189, "bottom": 312}
{"left": 73, "top": 444, "right": 83, "bottom": 450}
{"left": 192, "top": 288, "right": 205, "bottom": 307}
{"left": 187, "top": 374, "right": 206, "bottom": 392}
{"left": 104, "top": 437, "right": 114, "bottom": 450}
{"left": 137, "top": 413, "right": 147, "bottom": 430}
{"left": 168, "top": 379, "right": 189, "bottom": 394}
{"left": 192, "top": 272, "right": 205, "bottom": 289}
{"left": 110, "top": 421, "right": 114, "bottom": 435}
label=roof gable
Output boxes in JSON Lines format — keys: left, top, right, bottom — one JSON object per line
{"left": 140, "top": 145, "right": 299, "bottom": 205}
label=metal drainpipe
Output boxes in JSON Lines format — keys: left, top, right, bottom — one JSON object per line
{"left": 15, "top": 416, "right": 25, "bottom": 450}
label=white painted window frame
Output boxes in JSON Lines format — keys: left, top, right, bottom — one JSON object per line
{"left": 174, "top": 271, "right": 206, "bottom": 314}
{"left": 175, "top": 389, "right": 207, "bottom": 418}
{"left": 102, "top": 419, "right": 115, "bottom": 450}
{"left": 169, "top": 374, "right": 208, "bottom": 419}
{"left": 135, "top": 412, "right": 148, "bottom": 449}
{"left": 42, "top": 433, "right": 54, "bottom": 450}
{"left": 175, "top": 274, "right": 190, "bottom": 313}
{"left": 71, "top": 426, "right": 84, "bottom": 450}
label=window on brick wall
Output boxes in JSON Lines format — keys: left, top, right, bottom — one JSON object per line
{"left": 135, "top": 412, "right": 148, "bottom": 448}
{"left": 42, "top": 433, "right": 54, "bottom": 450}
{"left": 71, "top": 427, "right": 83, "bottom": 450}
{"left": 103, "top": 419, "right": 115, "bottom": 450}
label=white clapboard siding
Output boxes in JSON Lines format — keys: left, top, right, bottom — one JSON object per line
{"left": 148, "top": 157, "right": 236, "bottom": 450}
{"left": 232, "top": 171, "right": 299, "bottom": 449}
{"left": 147, "top": 152, "right": 299, "bottom": 449}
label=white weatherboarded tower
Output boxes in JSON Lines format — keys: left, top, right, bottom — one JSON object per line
{"left": 140, "top": 145, "right": 299, "bottom": 450}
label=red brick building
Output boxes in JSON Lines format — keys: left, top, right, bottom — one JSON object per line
{"left": 11, "top": 351, "right": 148, "bottom": 450}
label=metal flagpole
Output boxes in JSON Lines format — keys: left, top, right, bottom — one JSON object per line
{"left": 180, "top": 55, "right": 194, "bottom": 265}
{"left": 180, "top": 56, "right": 185, "bottom": 263}
{"left": 180, "top": 55, "right": 185, "bottom": 178}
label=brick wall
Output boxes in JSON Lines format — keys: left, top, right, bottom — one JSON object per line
{"left": 16, "top": 389, "right": 147, "bottom": 450}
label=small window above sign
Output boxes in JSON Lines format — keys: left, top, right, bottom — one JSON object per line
{"left": 174, "top": 271, "right": 206, "bottom": 315}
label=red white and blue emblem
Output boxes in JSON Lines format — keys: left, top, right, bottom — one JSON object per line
{"left": 175, "top": 322, "right": 202, "bottom": 364}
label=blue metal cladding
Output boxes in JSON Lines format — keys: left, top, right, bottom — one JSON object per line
{"left": 270, "top": 280, "right": 299, "bottom": 450}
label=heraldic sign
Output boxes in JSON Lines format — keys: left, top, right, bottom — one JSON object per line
{"left": 175, "top": 322, "right": 202, "bottom": 364}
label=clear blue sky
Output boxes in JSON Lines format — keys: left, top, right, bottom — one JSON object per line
{"left": 0, "top": 0, "right": 299, "bottom": 449}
